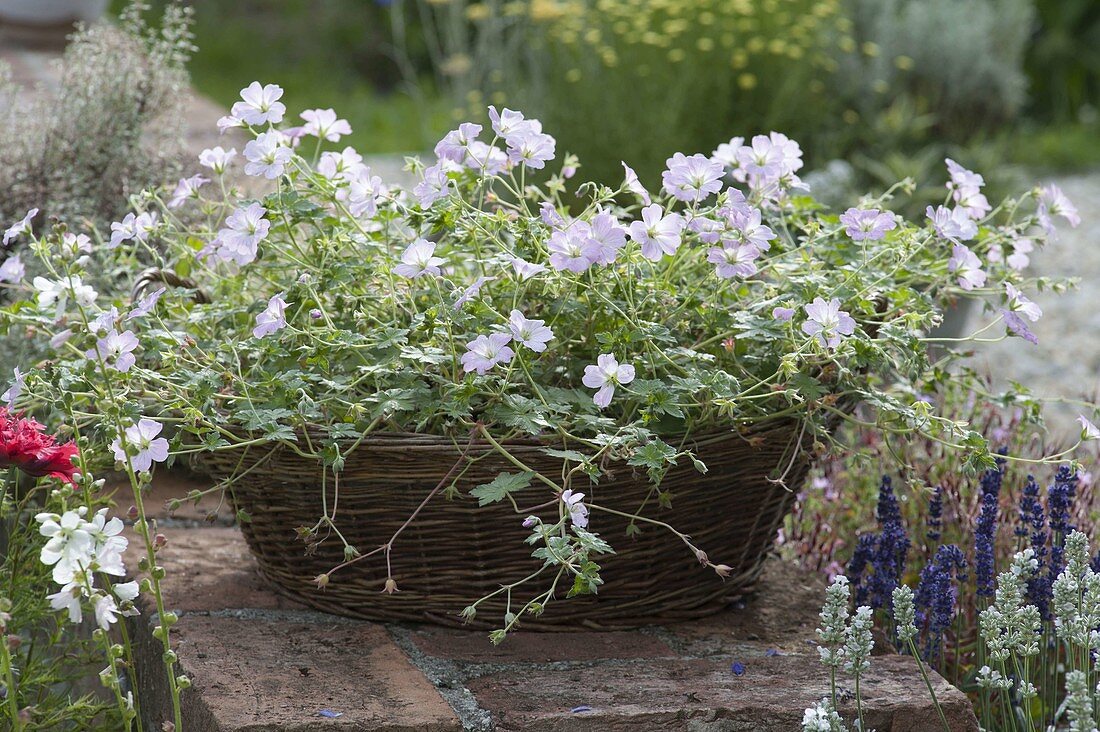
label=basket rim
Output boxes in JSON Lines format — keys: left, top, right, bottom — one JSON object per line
{"left": 194, "top": 414, "right": 802, "bottom": 452}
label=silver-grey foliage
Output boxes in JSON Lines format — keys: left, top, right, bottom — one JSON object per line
{"left": 0, "top": 1, "right": 194, "bottom": 227}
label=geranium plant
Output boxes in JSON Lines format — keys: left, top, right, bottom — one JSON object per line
{"left": 0, "top": 82, "right": 1086, "bottom": 647}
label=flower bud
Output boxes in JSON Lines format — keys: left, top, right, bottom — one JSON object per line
{"left": 313, "top": 573, "right": 329, "bottom": 589}
{"left": 382, "top": 578, "right": 399, "bottom": 594}
{"left": 310, "top": 309, "right": 322, "bottom": 320}
{"left": 714, "top": 564, "right": 733, "bottom": 578}
{"left": 153, "top": 534, "right": 168, "bottom": 551}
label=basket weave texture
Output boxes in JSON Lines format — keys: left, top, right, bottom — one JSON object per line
{"left": 190, "top": 420, "right": 810, "bottom": 629}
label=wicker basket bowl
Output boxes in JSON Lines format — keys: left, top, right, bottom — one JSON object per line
{"left": 189, "top": 420, "right": 811, "bottom": 629}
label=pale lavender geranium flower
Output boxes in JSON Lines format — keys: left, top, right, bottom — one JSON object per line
{"left": 1037, "top": 183, "right": 1080, "bottom": 235}
{"left": 1004, "top": 283, "right": 1041, "bottom": 322}
{"left": 461, "top": 333, "right": 515, "bottom": 375}
{"left": 126, "top": 287, "right": 166, "bottom": 321}
{"left": 735, "top": 132, "right": 803, "bottom": 182}
{"left": 840, "top": 208, "right": 897, "bottom": 241}
{"left": 244, "top": 132, "right": 293, "bottom": 179}
{"left": 89, "top": 330, "right": 139, "bottom": 373}
{"left": 621, "top": 163, "right": 651, "bottom": 205}
{"left": 168, "top": 175, "right": 209, "bottom": 209}
{"left": 561, "top": 489, "right": 589, "bottom": 528}
{"left": 463, "top": 141, "right": 508, "bottom": 175}
{"left": 926, "top": 205, "right": 977, "bottom": 241}
{"left": 945, "top": 158, "right": 984, "bottom": 190}
{"left": 582, "top": 354, "right": 635, "bottom": 409}
{"left": 454, "top": 276, "right": 495, "bottom": 310}
{"left": 1006, "top": 237, "right": 1034, "bottom": 271}
{"left": 712, "top": 136, "right": 745, "bottom": 169}
{"left": 253, "top": 294, "right": 290, "bottom": 338}
{"left": 944, "top": 159, "right": 990, "bottom": 219}
{"left": 2, "top": 366, "right": 23, "bottom": 405}
{"left": 216, "top": 113, "right": 243, "bottom": 133}
{"left": 3, "top": 208, "right": 37, "bottom": 246}
{"left": 509, "top": 256, "right": 547, "bottom": 281}
{"left": 414, "top": 163, "right": 454, "bottom": 208}
{"left": 707, "top": 242, "right": 760, "bottom": 278}
{"left": 214, "top": 203, "right": 269, "bottom": 265}
{"left": 0, "top": 254, "right": 25, "bottom": 283}
{"left": 548, "top": 227, "right": 595, "bottom": 273}
{"left": 948, "top": 244, "right": 986, "bottom": 290}
{"left": 300, "top": 108, "right": 352, "bottom": 142}
{"left": 662, "top": 152, "right": 725, "bottom": 203}
{"left": 773, "top": 306, "right": 795, "bottom": 322}
{"left": 89, "top": 307, "right": 120, "bottom": 334}
{"left": 199, "top": 146, "right": 236, "bottom": 174}
{"left": 231, "top": 82, "right": 286, "bottom": 125}
{"left": 727, "top": 207, "right": 775, "bottom": 251}
{"left": 340, "top": 167, "right": 384, "bottom": 218}
{"left": 488, "top": 106, "right": 538, "bottom": 141}
{"left": 394, "top": 239, "right": 444, "bottom": 278}
{"left": 109, "top": 212, "right": 156, "bottom": 249}
{"left": 435, "top": 123, "right": 482, "bottom": 164}
{"left": 586, "top": 211, "right": 627, "bottom": 265}
{"left": 629, "top": 204, "right": 685, "bottom": 261}
{"left": 802, "top": 297, "right": 856, "bottom": 349}
{"left": 317, "top": 147, "right": 364, "bottom": 181}
{"left": 111, "top": 418, "right": 170, "bottom": 472}
{"left": 507, "top": 130, "right": 556, "bottom": 170}
{"left": 540, "top": 202, "right": 565, "bottom": 228}
{"left": 1001, "top": 309, "right": 1037, "bottom": 345}
{"left": 508, "top": 310, "right": 554, "bottom": 352}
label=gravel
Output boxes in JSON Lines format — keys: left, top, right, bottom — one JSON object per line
{"left": 964, "top": 173, "right": 1100, "bottom": 436}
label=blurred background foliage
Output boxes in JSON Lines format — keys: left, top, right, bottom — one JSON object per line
{"left": 118, "top": 0, "right": 1100, "bottom": 198}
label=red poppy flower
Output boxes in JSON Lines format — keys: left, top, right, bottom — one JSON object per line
{"left": 0, "top": 409, "right": 79, "bottom": 484}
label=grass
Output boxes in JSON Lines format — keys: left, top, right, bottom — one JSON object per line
{"left": 113, "top": 0, "right": 449, "bottom": 154}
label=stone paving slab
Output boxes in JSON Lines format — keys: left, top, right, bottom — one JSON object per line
{"left": 123, "top": 486, "right": 978, "bottom": 731}
{"left": 162, "top": 615, "right": 462, "bottom": 732}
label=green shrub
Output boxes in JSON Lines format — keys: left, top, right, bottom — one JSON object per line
{"left": 1025, "top": 0, "right": 1100, "bottom": 121}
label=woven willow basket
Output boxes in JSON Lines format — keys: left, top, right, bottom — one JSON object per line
{"left": 189, "top": 419, "right": 811, "bottom": 629}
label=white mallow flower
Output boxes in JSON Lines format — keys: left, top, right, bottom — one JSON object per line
{"left": 111, "top": 418, "right": 170, "bottom": 473}
{"left": 33, "top": 275, "right": 98, "bottom": 315}
{"left": 300, "top": 108, "right": 352, "bottom": 142}
{"left": 94, "top": 594, "right": 121, "bottom": 630}
{"left": 48, "top": 582, "right": 86, "bottom": 624}
{"left": 582, "top": 354, "right": 636, "bottom": 409}
{"left": 243, "top": 131, "right": 293, "bottom": 179}
{"left": 199, "top": 146, "right": 237, "bottom": 174}
{"left": 231, "top": 81, "right": 286, "bottom": 126}
{"left": 37, "top": 509, "right": 94, "bottom": 584}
